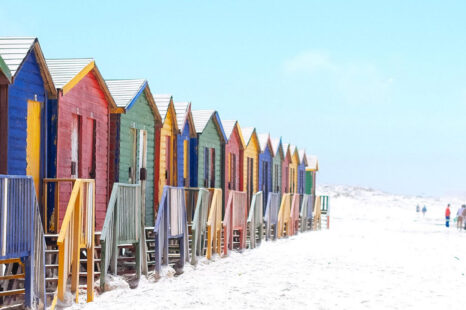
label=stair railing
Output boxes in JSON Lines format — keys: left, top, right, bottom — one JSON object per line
{"left": 189, "top": 188, "right": 210, "bottom": 264}
{"left": 0, "top": 175, "right": 46, "bottom": 309}
{"left": 153, "top": 186, "right": 187, "bottom": 273}
{"left": 46, "top": 179, "right": 95, "bottom": 308}
{"left": 247, "top": 191, "right": 263, "bottom": 249}
{"left": 289, "top": 194, "right": 300, "bottom": 236}
{"left": 222, "top": 190, "right": 247, "bottom": 255}
{"left": 264, "top": 192, "right": 280, "bottom": 241}
{"left": 299, "top": 194, "right": 313, "bottom": 232}
{"left": 277, "top": 193, "right": 292, "bottom": 238}
{"left": 205, "top": 189, "right": 222, "bottom": 259}
{"left": 320, "top": 195, "right": 330, "bottom": 229}
{"left": 100, "top": 183, "right": 144, "bottom": 291}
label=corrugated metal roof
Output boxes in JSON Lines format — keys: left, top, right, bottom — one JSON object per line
{"left": 271, "top": 138, "right": 282, "bottom": 157}
{"left": 46, "top": 58, "right": 94, "bottom": 89}
{"left": 306, "top": 155, "right": 318, "bottom": 170}
{"left": 222, "top": 120, "right": 237, "bottom": 140}
{"left": 154, "top": 94, "right": 172, "bottom": 121}
{"left": 242, "top": 127, "right": 255, "bottom": 145}
{"left": 106, "top": 79, "right": 146, "bottom": 108}
{"left": 174, "top": 102, "right": 190, "bottom": 129}
{"left": 257, "top": 133, "right": 270, "bottom": 152}
{"left": 0, "top": 37, "right": 36, "bottom": 77}
{"left": 191, "top": 110, "right": 216, "bottom": 133}
{"left": 298, "top": 149, "right": 307, "bottom": 164}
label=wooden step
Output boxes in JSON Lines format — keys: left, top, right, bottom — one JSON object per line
{"left": 0, "top": 303, "right": 24, "bottom": 310}
{"left": 45, "top": 277, "right": 58, "bottom": 283}
{"left": 0, "top": 289, "right": 26, "bottom": 297}
{"left": 0, "top": 273, "right": 25, "bottom": 281}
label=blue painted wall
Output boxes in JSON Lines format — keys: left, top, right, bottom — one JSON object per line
{"left": 259, "top": 145, "right": 273, "bottom": 201}
{"left": 298, "top": 162, "right": 306, "bottom": 195}
{"left": 177, "top": 121, "right": 191, "bottom": 186}
{"left": 7, "top": 50, "right": 46, "bottom": 175}
{"left": 189, "top": 136, "right": 198, "bottom": 187}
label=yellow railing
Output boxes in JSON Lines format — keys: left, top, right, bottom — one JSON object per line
{"left": 206, "top": 189, "right": 222, "bottom": 259}
{"left": 313, "top": 195, "right": 322, "bottom": 230}
{"left": 47, "top": 179, "right": 95, "bottom": 309}
{"left": 277, "top": 193, "right": 292, "bottom": 238}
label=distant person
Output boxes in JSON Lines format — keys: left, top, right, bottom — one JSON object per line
{"left": 445, "top": 204, "right": 451, "bottom": 227}
{"left": 416, "top": 205, "right": 420, "bottom": 213}
{"left": 462, "top": 207, "right": 466, "bottom": 230}
{"left": 422, "top": 205, "right": 427, "bottom": 216}
{"left": 457, "top": 205, "right": 465, "bottom": 230}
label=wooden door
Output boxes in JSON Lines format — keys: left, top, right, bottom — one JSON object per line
{"left": 247, "top": 157, "right": 253, "bottom": 205}
{"left": 129, "top": 128, "right": 137, "bottom": 183}
{"left": 138, "top": 130, "right": 147, "bottom": 212}
{"left": 70, "top": 115, "right": 80, "bottom": 179}
{"left": 165, "top": 135, "right": 171, "bottom": 185}
{"left": 26, "top": 100, "right": 41, "bottom": 195}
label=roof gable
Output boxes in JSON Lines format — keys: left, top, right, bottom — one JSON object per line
{"left": 191, "top": 110, "right": 227, "bottom": 142}
{"left": 298, "top": 149, "right": 308, "bottom": 166}
{"left": 271, "top": 137, "right": 284, "bottom": 159}
{"left": 0, "top": 54, "right": 11, "bottom": 83}
{"left": 154, "top": 94, "right": 178, "bottom": 131}
{"left": 106, "top": 79, "right": 161, "bottom": 121}
{"left": 0, "top": 37, "right": 56, "bottom": 96}
{"left": 174, "top": 102, "right": 196, "bottom": 137}
{"left": 290, "top": 145, "right": 300, "bottom": 163}
{"left": 257, "top": 133, "right": 273, "bottom": 154}
{"left": 222, "top": 120, "right": 246, "bottom": 149}
{"left": 243, "top": 127, "right": 260, "bottom": 152}
{"left": 306, "top": 155, "right": 319, "bottom": 171}
{"left": 47, "top": 58, "right": 117, "bottom": 110}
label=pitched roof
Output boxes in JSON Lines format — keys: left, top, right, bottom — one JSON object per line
{"left": 270, "top": 137, "right": 283, "bottom": 158}
{"left": 298, "top": 149, "right": 308, "bottom": 165}
{"left": 0, "top": 37, "right": 35, "bottom": 76}
{"left": 257, "top": 133, "right": 271, "bottom": 153}
{"left": 191, "top": 110, "right": 227, "bottom": 142}
{"left": 0, "top": 37, "right": 56, "bottom": 96}
{"left": 222, "top": 120, "right": 237, "bottom": 139}
{"left": 174, "top": 101, "right": 190, "bottom": 129}
{"left": 46, "top": 58, "right": 117, "bottom": 109}
{"left": 191, "top": 110, "right": 216, "bottom": 133}
{"left": 106, "top": 79, "right": 146, "bottom": 108}
{"left": 306, "top": 155, "right": 319, "bottom": 171}
{"left": 241, "top": 127, "right": 255, "bottom": 145}
{"left": 154, "top": 94, "right": 172, "bottom": 121}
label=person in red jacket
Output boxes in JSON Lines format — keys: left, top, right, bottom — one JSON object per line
{"left": 445, "top": 204, "right": 451, "bottom": 227}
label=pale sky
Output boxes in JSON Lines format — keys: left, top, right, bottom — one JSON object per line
{"left": 1, "top": 0, "right": 466, "bottom": 197}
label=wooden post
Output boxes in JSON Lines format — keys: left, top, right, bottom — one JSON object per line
{"left": 87, "top": 181, "right": 95, "bottom": 303}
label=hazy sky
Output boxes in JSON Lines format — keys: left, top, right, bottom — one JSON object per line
{"left": 1, "top": 1, "right": 466, "bottom": 197}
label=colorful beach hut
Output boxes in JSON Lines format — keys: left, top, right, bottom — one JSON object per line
{"left": 281, "top": 143, "right": 291, "bottom": 194}
{"left": 305, "top": 154, "right": 319, "bottom": 196}
{"left": 106, "top": 79, "right": 161, "bottom": 226}
{"left": 0, "top": 37, "right": 56, "bottom": 195}
{"left": 271, "top": 137, "right": 284, "bottom": 195}
{"left": 242, "top": 127, "right": 260, "bottom": 206}
{"left": 289, "top": 145, "right": 299, "bottom": 193}
{"left": 298, "top": 149, "right": 308, "bottom": 195}
{"left": 258, "top": 133, "right": 273, "bottom": 205}
{"left": 222, "top": 120, "right": 246, "bottom": 202}
{"left": 154, "top": 95, "right": 179, "bottom": 206}
{"left": 190, "top": 110, "right": 227, "bottom": 188}
{"left": 46, "top": 58, "right": 118, "bottom": 230}
{"left": 174, "top": 102, "right": 196, "bottom": 187}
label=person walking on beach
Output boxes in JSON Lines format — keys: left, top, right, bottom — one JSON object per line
{"left": 416, "top": 205, "right": 420, "bottom": 213}
{"left": 462, "top": 206, "right": 466, "bottom": 230}
{"left": 445, "top": 204, "right": 451, "bottom": 227}
{"left": 457, "top": 205, "right": 464, "bottom": 230}
{"left": 422, "top": 205, "right": 427, "bottom": 217}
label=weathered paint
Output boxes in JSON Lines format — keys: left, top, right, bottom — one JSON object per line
{"left": 176, "top": 105, "right": 195, "bottom": 187}
{"left": 189, "top": 136, "right": 198, "bottom": 187}
{"left": 281, "top": 144, "right": 291, "bottom": 195}
{"left": 243, "top": 129, "right": 260, "bottom": 204}
{"left": 1, "top": 49, "right": 49, "bottom": 194}
{"left": 26, "top": 100, "right": 41, "bottom": 196}
{"left": 258, "top": 138, "right": 273, "bottom": 203}
{"left": 52, "top": 71, "right": 112, "bottom": 230}
{"left": 157, "top": 101, "right": 178, "bottom": 203}
{"left": 305, "top": 170, "right": 315, "bottom": 195}
{"left": 224, "top": 122, "right": 244, "bottom": 204}
{"left": 272, "top": 139, "right": 283, "bottom": 195}
{"left": 109, "top": 90, "right": 158, "bottom": 226}
{"left": 297, "top": 154, "right": 307, "bottom": 195}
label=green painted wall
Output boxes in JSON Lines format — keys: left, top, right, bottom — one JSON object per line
{"left": 272, "top": 154, "right": 282, "bottom": 194}
{"left": 118, "top": 92, "right": 156, "bottom": 226}
{"left": 305, "top": 170, "right": 314, "bottom": 195}
{"left": 197, "top": 118, "right": 222, "bottom": 189}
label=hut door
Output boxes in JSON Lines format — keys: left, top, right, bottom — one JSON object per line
{"left": 210, "top": 148, "right": 215, "bottom": 188}
{"left": 138, "top": 130, "right": 147, "bottom": 211}
{"left": 70, "top": 115, "right": 80, "bottom": 179}
{"left": 26, "top": 100, "right": 41, "bottom": 195}
{"left": 86, "top": 119, "right": 97, "bottom": 179}
{"left": 129, "top": 128, "right": 137, "bottom": 183}
{"left": 165, "top": 135, "right": 171, "bottom": 185}
{"left": 247, "top": 157, "right": 253, "bottom": 204}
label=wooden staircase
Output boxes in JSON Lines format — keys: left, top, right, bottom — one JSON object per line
{"left": 0, "top": 258, "right": 26, "bottom": 309}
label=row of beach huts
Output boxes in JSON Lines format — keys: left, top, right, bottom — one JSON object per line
{"left": 0, "top": 37, "right": 329, "bottom": 310}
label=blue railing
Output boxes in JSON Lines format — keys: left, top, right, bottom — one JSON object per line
{"left": 0, "top": 175, "right": 46, "bottom": 308}
{"left": 154, "top": 186, "right": 188, "bottom": 273}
